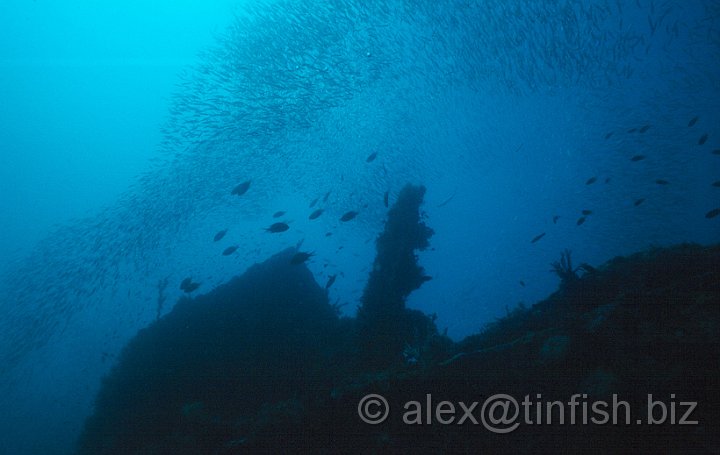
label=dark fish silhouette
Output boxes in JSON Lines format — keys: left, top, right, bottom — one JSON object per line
{"left": 265, "top": 222, "right": 289, "bottom": 233}
{"left": 605, "top": 177, "right": 611, "bottom": 184}
{"left": 325, "top": 232, "right": 333, "bottom": 237}
{"left": 630, "top": 155, "right": 646, "bottom": 161}
{"left": 639, "top": 124, "right": 651, "bottom": 133}
{"left": 530, "top": 233, "right": 545, "bottom": 243}
{"left": 366, "top": 152, "right": 378, "bottom": 162}
{"left": 323, "top": 191, "right": 331, "bottom": 202}
{"left": 290, "top": 251, "right": 314, "bottom": 265}
{"left": 627, "top": 128, "right": 637, "bottom": 133}
{"left": 340, "top": 211, "right": 358, "bottom": 222}
{"left": 705, "top": 208, "right": 720, "bottom": 219}
{"left": 688, "top": 116, "right": 699, "bottom": 127}
{"left": 437, "top": 191, "right": 457, "bottom": 208}
{"left": 309, "top": 197, "right": 319, "bottom": 208}
{"left": 180, "top": 277, "right": 200, "bottom": 293}
{"left": 325, "top": 274, "right": 337, "bottom": 289}
{"left": 712, "top": 181, "right": 720, "bottom": 187}
{"left": 552, "top": 215, "right": 560, "bottom": 224}
{"left": 586, "top": 177, "right": 597, "bottom": 185}
{"left": 634, "top": 198, "right": 645, "bottom": 206}
{"left": 222, "top": 246, "right": 238, "bottom": 256}
{"left": 180, "top": 280, "right": 193, "bottom": 292}
{"left": 655, "top": 179, "right": 669, "bottom": 185}
{"left": 273, "top": 211, "right": 286, "bottom": 218}
{"left": 383, "top": 191, "right": 389, "bottom": 207}
{"left": 698, "top": 133, "right": 708, "bottom": 145}
{"left": 577, "top": 216, "right": 586, "bottom": 226}
{"left": 582, "top": 210, "right": 593, "bottom": 216}
{"left": 213, "top": 229, "right": 227, "bottom": 242}
{"left": 712, "top": 149, "right": 720, "bottom": 155}
{"left": 309, "top": 209, "right": 324, "bottom": 220}
{"left": 519, "top": 280, "right": 525, "bottom": 287}
{"left": 231, "top": 180, "right": 251, "bottom": 196}
{"left": 604, "top": 132, "right": 613, "bottom": 139}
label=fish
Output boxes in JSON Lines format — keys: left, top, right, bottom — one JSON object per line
{"left": 655, "top": 179, "right": 669, "bottom": 185}
{"left": 634, "top": 198, "right": 646, "bottom": 206}
{"left": 366, "top": 152, "right": 378, "bottom": 162}
{"left": 437, "top": 191, "right": 457, "bottom": 208}
{"left": 213, "top": 229, "right": 227, "bottom": 242}
{"left": 582, "top": 210, "right": 593, "bottom": 216}
{"left": 309, "top": 209, "right": 324, "bottom": 220}
{"left": 630, "top": 155, "right": 646, "bottom": 161}
{"left": 340, "top": 211, "right": 358, "bottom": 222}
{"left": 705, "top": 208, "right": 720, "bottom": 219}
{"left": 325, "top": 274, "right": 337, "bottom": 289}
{"left": 639, "top": 124, "right": 651, "bottom": 133}
{"left": 627, "top": 128, "right": 637, "bottom": 133}
{"left": 323, "top": 191, "right": 331, "bottom": 202}
{"left": 265, "top": 222, "right": 289, "bottom": 233}
{"left": 605, "top": 177, "right": 611, "bottom": 184}
{"left": 273, "top": 211, "right": 286, "bottom": 218}
{"left": 290, "top": 251, "right": 314, "bottom": 265}
{"left": 712, "top": 181, "right": 720, "bottom": 187}
{"left": 231, "top": 180, "right": 251, "bottom": 196}
{"left": 604, "top": 132, "right": 613, "bottom": 139}
{"left": 552, "top": 215, "right": 560, "bottom": 224}
{"left": 180, "top": 277, "right": 200, "bottom": 293}
{"left": 519, "top": 280, "right": 525, "bottom": 287}
{"left": 309, "top": 197, "right": 319, "bottom": 208}
{"left": 222, "top": 246, "right": 238, "bottom": 256}
{"left": 585, "top": 177, "right": 597, "bottom": 185}
{"left": 530, "top": 233, "right": 545, "bottom": 243}
{"left": 383, "top": 191, "right": 389, "bottom": 208}
{"left": 712, "top": 149, "right": 720, "bottom": 155}
{"left": 688, "top": 116, "right": 699, "bottom": 127}
{"left": 325, "top": 232, "right": 333, "bottom": 237}
{"left": 577, "top": 216, "right": 586, "bottom": 226}
{"left": 698, "top": 133, "right": 708, "bottom": 145}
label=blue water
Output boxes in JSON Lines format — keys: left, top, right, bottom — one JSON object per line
{"left": 1, "top": 0, "right": 718, "bottom": 453}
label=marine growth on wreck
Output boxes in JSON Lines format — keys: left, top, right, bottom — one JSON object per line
{"left": 76, "top": 186, "right": 720, "bottom": 453}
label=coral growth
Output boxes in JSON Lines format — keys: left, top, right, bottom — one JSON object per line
{"left": 356, "top": 184, "right": 439, "bottom": 367}
{"left": 550, "top": 248, "right": 580, "bottom": 284}
{"left": 550, "top": 248, "right": 596, "bottom": 286}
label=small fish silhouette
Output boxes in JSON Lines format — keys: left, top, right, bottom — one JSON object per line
{"left": 340, "top": 211, "right": 358, "bottom": 222}
{"left": 231, "top": 180, "right": 251, "bottom": 196}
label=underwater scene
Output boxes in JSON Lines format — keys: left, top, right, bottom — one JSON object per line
{"left": 1, "top": 0, "right": 719, "bottom": 453}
